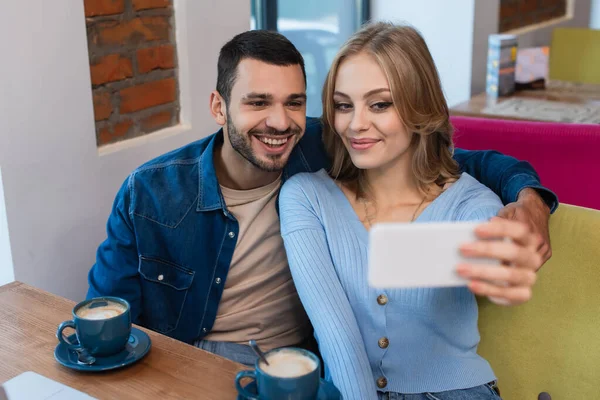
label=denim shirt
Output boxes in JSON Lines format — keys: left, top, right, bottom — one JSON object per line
{"left": 87, "top": 117, "right": 558, "bottom": 344}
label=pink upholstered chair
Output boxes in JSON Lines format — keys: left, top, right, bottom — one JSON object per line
{"left": 451, "top": 116, "right": 600, "bottom": 210}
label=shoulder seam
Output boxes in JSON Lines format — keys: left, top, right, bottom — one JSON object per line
{"left": 133, "top": 157, "right": 199, "bottom": 174}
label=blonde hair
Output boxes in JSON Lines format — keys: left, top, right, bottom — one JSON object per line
{"left": 322, "top": 22, "right": 459, "bottom": 199}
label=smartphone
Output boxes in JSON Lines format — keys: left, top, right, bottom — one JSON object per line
{"left": 368, "top": 222, "right": 500, "bottom": 289}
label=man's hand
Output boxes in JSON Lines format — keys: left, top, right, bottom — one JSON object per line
{"left": 457, "top": 218, "right": 543, "bottom": 306}
{"left": 497, "top": 188, "right": 552, "bottom": 268}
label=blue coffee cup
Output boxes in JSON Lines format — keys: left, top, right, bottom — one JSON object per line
{"left": 56, "top": 297, "right": 131, "bottom": 357}
{"left": 235, "top": 347, "right": 321, "bottom": 400}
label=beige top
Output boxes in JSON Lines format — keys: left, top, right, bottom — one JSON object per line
{"left": 203, "top": 176, "right": 311, "bottom": 350}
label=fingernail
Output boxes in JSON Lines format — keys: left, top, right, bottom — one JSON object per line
{"left": 475, "top": 224, "right": 490, "bottom": 234}
{"left": 460, "top": 243, "right": 475, "bottom": 252}
{"left": 456, "top": 265, "right": 468, "bottom": 274}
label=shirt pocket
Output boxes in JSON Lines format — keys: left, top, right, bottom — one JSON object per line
{"left": 138, "top": 256, "right": 195, "bottom": 334}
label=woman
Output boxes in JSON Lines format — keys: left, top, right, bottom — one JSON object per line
{"left": 279, "top": 22, "right": 541, "bottom": 400}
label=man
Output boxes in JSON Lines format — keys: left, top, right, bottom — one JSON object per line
{"left": 87, "top": 30, "right": 557, "bottom": 366}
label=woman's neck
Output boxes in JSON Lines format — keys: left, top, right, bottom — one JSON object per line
{"left": 363, "top": 152, "right": 424, "bottom": 207}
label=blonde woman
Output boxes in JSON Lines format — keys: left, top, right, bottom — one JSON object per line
{"left": 279, "top": 22, "right": 541, "bottom": 400}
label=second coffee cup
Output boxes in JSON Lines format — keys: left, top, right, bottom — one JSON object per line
{"left": 235, "top": 347, "right": 321, "bottom": 400}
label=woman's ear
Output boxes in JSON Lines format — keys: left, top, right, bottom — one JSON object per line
{"left": 209, "top": 91, "right": 226, "bottom": 126}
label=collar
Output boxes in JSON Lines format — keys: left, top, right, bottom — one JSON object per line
{"left": 196, "top": 130, "right": 225, "bottom": 212}
{"left": 196, "top": 128, "right": 312, "bottom": 212}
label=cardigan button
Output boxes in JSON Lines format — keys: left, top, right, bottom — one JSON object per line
{"left": 376, "top": 377, "right": 388, "bottom": 388}
{"left": 378, "top": 337, "right": 389, "bottom": 349}
{"left": 377, "top": 294, "right": 388, "bottom": 305}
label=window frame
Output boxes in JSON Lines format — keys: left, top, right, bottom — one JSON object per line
{"left": 252, "top": 0, "right": 370, "bottom": 31}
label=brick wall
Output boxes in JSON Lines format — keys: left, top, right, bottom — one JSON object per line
{"left": 499, "top": 0, "right": 567, "bottom": 32}
{"left": 85, "top": 0, "right": 179, "bottom": 146}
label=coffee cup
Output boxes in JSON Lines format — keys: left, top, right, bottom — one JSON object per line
{"left": 235, "top": 347, "right": 321, "bottom": 400}
{"left": 56, "top": 297, "right": 131, "bottom": 357}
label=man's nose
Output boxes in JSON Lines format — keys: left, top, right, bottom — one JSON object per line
{"left": 265, "top": 105, "right": 292, "bottom": 133}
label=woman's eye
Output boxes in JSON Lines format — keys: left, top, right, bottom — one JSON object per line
{"left": 334, "top": 103, "right": 352, "bottom": 111}
{"left": 371, "top": 102, "right": 392, "bottom": 111}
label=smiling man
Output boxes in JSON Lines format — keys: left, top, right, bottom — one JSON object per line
{"left": 87, "top": 30, "right": 557, "bottom": 366}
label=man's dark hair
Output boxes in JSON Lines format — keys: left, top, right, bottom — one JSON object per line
{"left": 216, "top": 30, "right": 306, "bottom": 105}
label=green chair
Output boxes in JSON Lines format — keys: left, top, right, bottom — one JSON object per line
{"left": 477, "top": 204, "right": 600, "bottom": 400}
{"left": 548, "top": 28, "right": 600, "bottom": 84}
{"left": 549, "top": 28, "right": 600, "bottom": 84}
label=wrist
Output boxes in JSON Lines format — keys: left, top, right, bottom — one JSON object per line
{"left": 518, "top": 188, "right": 550, "bottom": 213}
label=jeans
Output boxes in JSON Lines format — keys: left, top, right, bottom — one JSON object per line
{"left": 194, "top": 339, "right": 259, "bottom": 367}
{"left": 377, "top": 382, "right": 502, "bottom": 400}
{"left": 194, "top": 335, "right": 322, "bottom": 368}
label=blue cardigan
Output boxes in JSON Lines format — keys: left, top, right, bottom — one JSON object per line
{"left": 280, "top": 170, "right": 503, "bottom": 399}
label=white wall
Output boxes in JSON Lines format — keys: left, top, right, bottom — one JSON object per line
{"left": 0, "top": 1, "right": 250, "bottom": 300}
{"left": 0, "top": 168, "right": 15, "bottom": 286}
{"left": 371, "top": 0, "right": 477, "bottom": 107}
{"left": 470, "top": 1, "right": 500, "bottom": 104}
{"left": 590, "top": 0, "right": 600, "bottom": 28}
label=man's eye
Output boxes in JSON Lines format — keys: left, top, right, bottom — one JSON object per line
{"left": 287, "top": 101, "right": 305, "bottom": 108}
{"left": 250, "top": 101, "right": 267, "bottom": 107}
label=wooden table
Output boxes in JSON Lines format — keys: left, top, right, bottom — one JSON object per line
{"left": 450, "top": 81, "right": 600, "bottom": 123}
{"left": 0, "top": 282, "right": 246, "bottom": 399}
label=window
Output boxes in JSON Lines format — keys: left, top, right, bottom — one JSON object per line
{"left": 84, "top": 0, "right": 180, "bottom": 147}
{"left": 252, "top": 0, "right": 370, "bottom": 117}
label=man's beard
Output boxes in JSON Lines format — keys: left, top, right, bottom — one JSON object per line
{"left": 226, "top": 111, "right": 302, "bottom": 173}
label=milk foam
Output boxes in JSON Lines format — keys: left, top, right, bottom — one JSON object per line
{"left": 77, "top": 301, "right": 126, "bottom": 320}
{"left": 259, "top": 349, "right": 317, "bottom": 378}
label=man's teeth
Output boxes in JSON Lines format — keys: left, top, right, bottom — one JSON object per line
{"left": 258, "top": 137, "right": 288, "bottom": 146}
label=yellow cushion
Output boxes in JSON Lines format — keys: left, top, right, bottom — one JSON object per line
{"left": 477, "top": 204, "right": 600, "bottom": 399}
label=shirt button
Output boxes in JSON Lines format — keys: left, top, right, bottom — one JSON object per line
{"left": 202, "top": 328, "right": 207, "bottom": 333}
{"left": 376, "top": 376, "right": 388, "bottom": 388}
{"left": 228, "top": 231, "right": 236, "bottom": 239}
{"left": 157, "top": 274, "right": 164, "bottom": 281}
{"left": 378, "top": 337, "right": 389, "bottom": 349}
{"left": 377, "top": 294, "right": 388, "bottom": 305}
{"left": 215, "top": 277, "right": 221, "bottom": 285}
